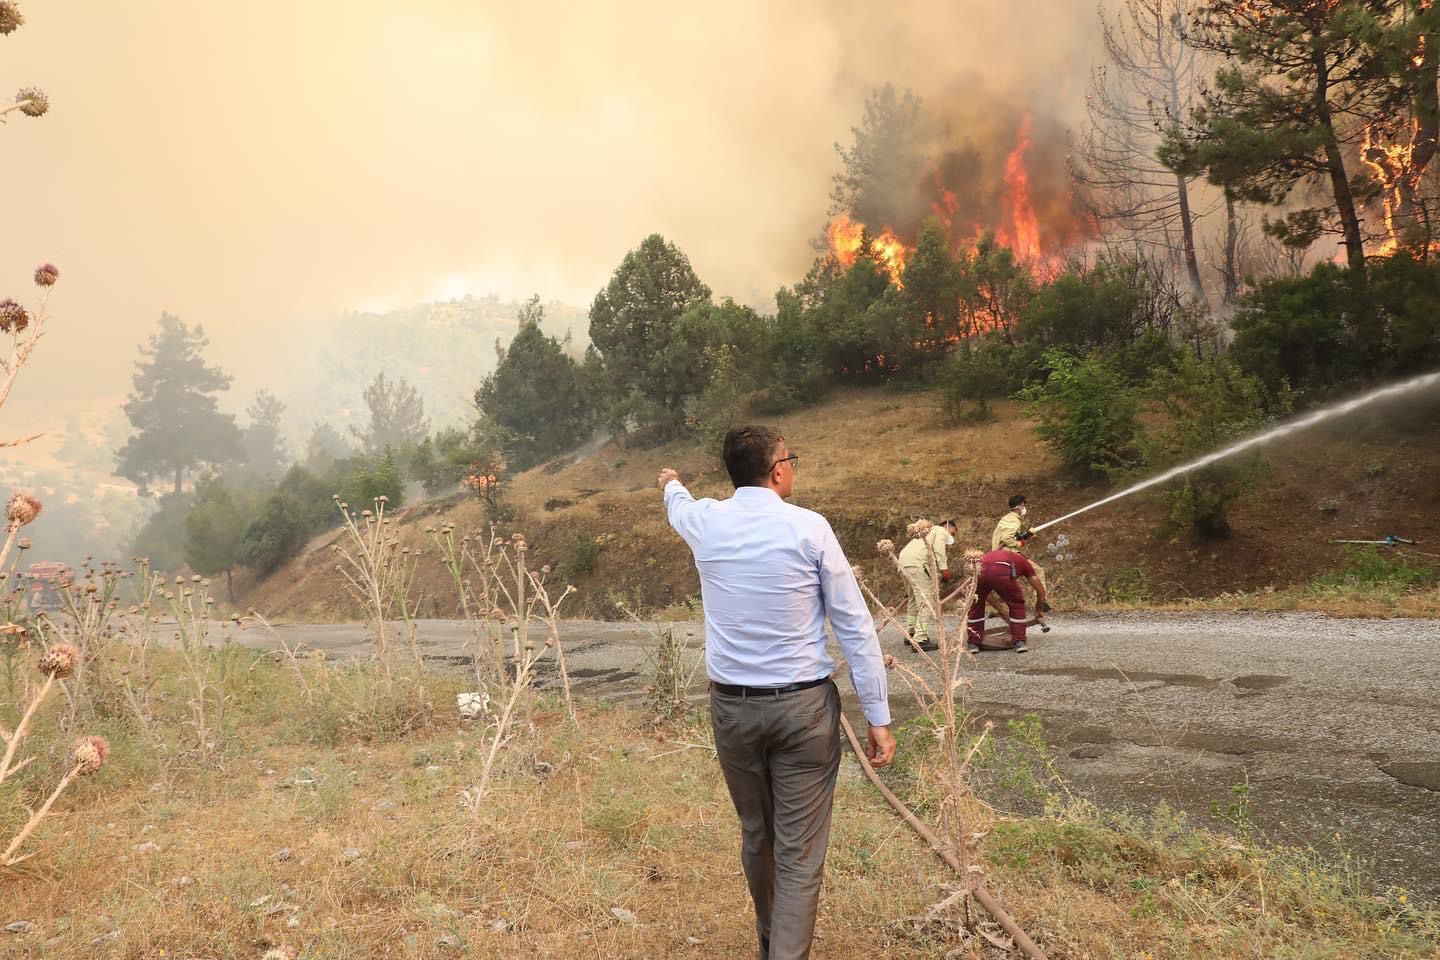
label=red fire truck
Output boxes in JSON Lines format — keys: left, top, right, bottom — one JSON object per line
{"left": 25, "top": 561, "right": 68, "bottom": 613}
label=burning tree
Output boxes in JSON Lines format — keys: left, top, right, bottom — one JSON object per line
{"left": 1076, "top": 0, "right": 1211, "bottom": 302}
{"left": 1160, "top": 1, "right": 1393, "bottom": 273}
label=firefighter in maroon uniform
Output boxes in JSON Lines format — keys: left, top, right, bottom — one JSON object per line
{"left": 965, "top": 546, "right": 1050, "bottom": 654}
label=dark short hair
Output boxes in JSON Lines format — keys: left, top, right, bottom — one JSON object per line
{"left": 1008, "top": 494, "right": 1027, "bottom": 510}
{"left": 723, "top": 425, "right": 784, "bottom": 488}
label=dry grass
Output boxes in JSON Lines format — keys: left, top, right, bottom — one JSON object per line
{"left": 244, "top": 386, "right": 1440, "bottom": 623}
{"left": 3, "top": 649, "right": 1436, "bottom": 960}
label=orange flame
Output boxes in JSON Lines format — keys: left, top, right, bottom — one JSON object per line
{"left": 998, "top": 114, "right": 1041, "bottom": 260}
{"left": 825, "top": 212, "right": 909, "bottom": 287}
{"left": 1361, "top": 123, "right": 1412, "bottom": 257}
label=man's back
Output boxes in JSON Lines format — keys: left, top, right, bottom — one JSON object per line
{"left": 665, "top": 483, "right": 881, "bottom": 700}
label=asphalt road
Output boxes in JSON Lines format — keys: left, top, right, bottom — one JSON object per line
{"left": 236, "top": 611, "right": 1440, "bottom": 898}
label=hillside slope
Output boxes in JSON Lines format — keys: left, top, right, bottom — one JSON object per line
{"left": 245, "top": 386, "right": 1440, "bottom": 621}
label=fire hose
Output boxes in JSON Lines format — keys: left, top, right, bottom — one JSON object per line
{"left": 839, "top": 712, "right": 1049, "bottom": 960}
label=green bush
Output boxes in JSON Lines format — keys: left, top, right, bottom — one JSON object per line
{"left": 1018, "top": 349, "right": 1140, "bottom": 478}
{"left": 237, "top": 493, "right": 310, "bottom": 576}
{"left": 560, "top": 533, "right": 603, "bottom": 580}
{"left": 1133, "top": 354, "right": 1282, "bottom": 540}
{"left": 338, "top": 452, "right": 405, "bottom": 509}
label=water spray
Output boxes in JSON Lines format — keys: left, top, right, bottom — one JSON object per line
{"left": 1027, "top": 369, "right": 1440, "bottom": 537}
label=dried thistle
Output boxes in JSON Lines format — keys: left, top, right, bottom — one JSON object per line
{"left": 0, "top": 298, "right": 28, "bottom": 334}
{"left": 0, "top": 1, "right": 21, "bottom": 35}
{"left": 15, "top": 86, "right": 47, "bottom": 117}
{"left": 32, "top": 263, "right": 57, "bottom": 287}
{"left": 37, "top": 641, "right": 79, "bottom": 679}
{"left": 71, "top": 735, "right": 109, "bottom": 775}
{"left": 6, "top": 492, "right": 41, "bottom": 528}
{"left": 876, "top": 539, "right": 895, "bottom": 556}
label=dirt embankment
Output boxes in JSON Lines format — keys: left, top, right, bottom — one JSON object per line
{"left": 244, "top": 388, "right": 1440, "bottom": 622}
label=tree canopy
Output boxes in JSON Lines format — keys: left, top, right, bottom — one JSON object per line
{"left": 115, "top": 313, "right": 242, "bottom": 496}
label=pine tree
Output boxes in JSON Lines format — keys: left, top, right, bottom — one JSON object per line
{"left": 476, "top": 296, "right": 593, "bottom": 468}
{"left": 238, "top": 389, "right": 288, "bottom": 487}
{"left": 1161, "top": 1, "right": 1392, "bottom": 272}
{"left": 116, "top": 313, "right": 242, "bottom": 496}
{"left": 588, "top": 235, "right": 711, "bottom": 424}
{"left": 351, "top": 372, "right": 429, "bottom": 455}
{"left": 184, "top": 475, "right": 248, "bottom": 600}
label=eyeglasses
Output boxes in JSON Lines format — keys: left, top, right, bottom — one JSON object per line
{"left": 770, "top": 454, "right": 799, "bottom": 472}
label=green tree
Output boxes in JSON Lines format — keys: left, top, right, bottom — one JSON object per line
{"left": 184, "top": 475, "right": 248, "bottom": 600}
{"left": 901, "top": 219, "right": 963, "bottom": 343}
{"left": 338, "top": 452, "right": 405, "bottom": 510}
{"left": 1019, "top": 350, "right": 1141, "bottom": 478}
{"left": 1135, "top": 354, "right": 1284, "bottom": 539}
{"left": 237, "top": 389, "right": 288, "bottom": 487}
{"left": 588, "top": 234, "right": 711, "bottom": 426}
{"left": 475, "top": 296, "right": 593, "bottom": 469}
{"left": 303, "top": 422, "right": 351, "bottom": 475}
{"left": 237, "top": 493, "right": 309, "bottom": 577}
{"left": 116, "top": 313, "right": 242, "bottom": 496}
{"left": 130, "top": 491, "right": 196, "bottom": 573}
{"left": 351, "top": 372, "right": 429, "bottom": 456}
{"left": 1160, "top": 1, "right": 1390, "bottom": 272}
{"left": 830, "top": 83, "right": 927, "bottom": 231}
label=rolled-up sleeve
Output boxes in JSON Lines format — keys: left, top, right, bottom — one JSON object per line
{"left": 816, "top": 523, "right": 891, "bottom": 727}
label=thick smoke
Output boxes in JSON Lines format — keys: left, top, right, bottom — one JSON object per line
{"left": 0, "top": 0, "right": 1101, "bottom": 473}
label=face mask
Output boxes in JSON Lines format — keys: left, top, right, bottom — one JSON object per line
{"left": 1017, "top": 505, "right": 1027, "bottom": 517}
{"left": 946, "top": 534, "right": 956, "bottom": 546}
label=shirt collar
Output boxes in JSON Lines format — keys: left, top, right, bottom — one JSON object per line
{"left": 731, "top": 485, "right": 783, "bottom": 504}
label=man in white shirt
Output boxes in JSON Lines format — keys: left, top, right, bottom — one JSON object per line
{"left": 659, "top": 424, "right": 894, "bottom": 960}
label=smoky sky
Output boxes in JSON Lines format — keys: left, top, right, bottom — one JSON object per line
{"left": 0, "top": 1, "right": 1101, "bottom": 468}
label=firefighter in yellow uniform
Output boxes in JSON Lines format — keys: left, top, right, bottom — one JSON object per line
{"left": 992, "top": 494, "right": 1045, "bottom": 590}
{"left": 899, "top": 518, "right": 956, "bottom": 652}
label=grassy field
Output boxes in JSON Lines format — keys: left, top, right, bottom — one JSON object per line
{"left": 244, "top": 387, "right": 1440, "bottom": 623}
{"left": 2, "top": 645, "right": 1437, "bottom": 960}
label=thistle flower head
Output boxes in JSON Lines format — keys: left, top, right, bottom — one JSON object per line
{"left": 0, "top": 298, "right": 28, "bottom": 334}
{"left": 72, "top": 735, "right": 109, "bottom": 775}
{"left": 32, "top": 263, "right": 57, "bottom": 287}
{"left": 6, "top": 492, "right": 41, "bottom": 528}
{"left": 850, "top": 564, "right": 864, "bottom": 581}
{"left": 38, "top": 641, "right": 80, "bottom": 678}
{"left": 875, "top": 539, "right": 895, "bottom": 556}
{"left": 0, "top": 2, "right": 22, "bottom": 36}
{"left": 16, "top": 537, "right": 30, "bottom": 550}
{"left": 15, "top": 86, "right": 47, "bottom": 117}
{"left": 905, "top": 519, "right": 933, "bottom": 539}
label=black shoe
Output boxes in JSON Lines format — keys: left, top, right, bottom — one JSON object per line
{"left": 1013, "top": 638, "right": 1029, "bottom": 654}
{"left": 916, "top": 639, "right": 939, "bottom": 652}
{"left": 965, "top": 642, "right": 981, "bottom": 654}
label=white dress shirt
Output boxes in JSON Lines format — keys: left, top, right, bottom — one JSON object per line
{"left": 664, "top": 480, "right": 891, "bottom": 727}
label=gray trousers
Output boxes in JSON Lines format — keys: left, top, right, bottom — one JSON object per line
{"left": 710, "top": 680, "right": 842, "bottom": 960}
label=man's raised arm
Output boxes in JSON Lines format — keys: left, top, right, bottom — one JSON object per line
{"left": 658, "top": 467, "right": 701, "bottom": 542}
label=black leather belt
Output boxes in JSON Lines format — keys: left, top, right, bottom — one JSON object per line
{"left": 710, "top": 676, "right": 830, "bottom": 698}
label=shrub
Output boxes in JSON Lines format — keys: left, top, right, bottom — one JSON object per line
{"left": 1018, "top": 349, "right": 1140, "bottom": 478}
{"left": 338, "top": 452, "right": 405, "bottom": 509}
{"left": 238, "top": 493, "right": 309, "bottom": 576}
{"left": 560, "top": 533, "right": 603, "bottom": 580}
{"left": 1133, "top": 354, "right": 1282, "bottom": 540}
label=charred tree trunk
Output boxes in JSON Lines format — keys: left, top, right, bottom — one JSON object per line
{"left": 1222, "top": 193, "right": 1240, "bottom": 303}
{"left": 1314, "top": 52, "right": 1366, "bottom": 273}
